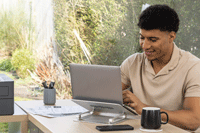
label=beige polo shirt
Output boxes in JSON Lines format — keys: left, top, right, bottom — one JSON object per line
{"left": 120, "top": 44, "right": 200, "bottom": 111}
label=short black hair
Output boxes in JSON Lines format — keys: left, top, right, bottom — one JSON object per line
{"left": 137, "top": 4, "right": 180, "bottom": 33}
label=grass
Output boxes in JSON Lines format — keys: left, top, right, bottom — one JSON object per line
{"left": 0, "top": 70, "right": 34, "bottom": 87}
{"left": 14, "top": 76, "right": 33, "bottom": 88}
{"left": 14, "top": 96, "right": 32, "bottom": 101}
{"left": 0, "top": 70, "right": 15, "bottom": 79}
{"left": 0, "top": 123, "right": 8, "bottom": 133}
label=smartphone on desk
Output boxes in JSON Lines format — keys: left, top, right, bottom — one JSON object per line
{"left": 96, "top": 124, "right": 134, "bottom": 131}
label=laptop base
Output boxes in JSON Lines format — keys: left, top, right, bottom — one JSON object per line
{"left": 75, "top": 108, "right": 127, "bottom": 124}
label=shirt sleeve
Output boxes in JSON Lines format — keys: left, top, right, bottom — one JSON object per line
{"left": 120, "top": 57, "right": 131, "bottom": 86}
{"left": 185, "top": 62, "right": 200, "bottom": 97}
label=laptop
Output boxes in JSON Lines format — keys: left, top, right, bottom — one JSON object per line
{"left": 69, "top": 63, "right": 138, "bottom": 124}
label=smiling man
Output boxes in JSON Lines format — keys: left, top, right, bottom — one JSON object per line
{"left": 121, "top": 4, "right": 200, "bottom": 131}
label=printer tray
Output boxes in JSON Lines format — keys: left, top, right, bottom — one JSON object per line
{"left": 0, "top": 99, "right": 14, "bottom": 115}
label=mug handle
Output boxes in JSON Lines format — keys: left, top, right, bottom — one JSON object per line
{"left": 160, "top": 112, "right": 169, "bottom": 124}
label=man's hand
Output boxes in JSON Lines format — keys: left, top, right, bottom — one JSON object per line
{"left": 123, "top": 90, "right": 147, "bottom": 114}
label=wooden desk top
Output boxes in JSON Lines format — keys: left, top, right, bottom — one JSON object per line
{"left": 16, "top": 100, "right": 189, "bottom": 133}
{"left": 0, "top": 103, "right": 27, "bottom": 123}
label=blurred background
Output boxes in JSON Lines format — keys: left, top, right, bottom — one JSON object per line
{"left": 0, "top": 0, "right": 199, "bottom": 131}
{"left": 0, "top": 0, "right": 199, "bottom": 100}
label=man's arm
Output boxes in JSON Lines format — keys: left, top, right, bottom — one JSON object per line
{"left": 122, "top": 82, "right": 129, "bottom": 90}
{"left": 123, "top": 90, "right": 200, "bottom": 131}
{"left": 160, "top": 97, "right": 200, "bottom": 131}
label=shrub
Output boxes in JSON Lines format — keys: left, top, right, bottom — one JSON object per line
{"left": 11, "top": 49, "right": 35, "bottom": 78}
{"left": 0, "top": 59, "right": 15, "bottom": 72}
{"left": 53, "top": 0, "right": 140, "bottom": 66}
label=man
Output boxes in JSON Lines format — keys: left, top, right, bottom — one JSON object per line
{"left": 121, "top": 4, "right": 200, "bottom": 131}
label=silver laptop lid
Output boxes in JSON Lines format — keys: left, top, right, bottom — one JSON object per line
{"left": 70, "top": 63, "right": 123, "bottom": 104}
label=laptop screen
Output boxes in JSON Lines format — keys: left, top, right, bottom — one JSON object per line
{"left": 70, "top": 63, "right": 123, "bottom": 104}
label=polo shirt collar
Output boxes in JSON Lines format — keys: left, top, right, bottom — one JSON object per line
{"left": 145, "top": 43, "right": 180, "bottom": 77}
{"left": 168, "top": 43, "right": 180, "bottom": 71}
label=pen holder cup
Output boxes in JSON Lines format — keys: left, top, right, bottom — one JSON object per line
{"left": 43, "top": 88, "right": 56, "bottom": 105}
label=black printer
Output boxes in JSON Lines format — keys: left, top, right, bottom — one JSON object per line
{"left": 0, "top": 74, "right": 14, "bottom": 115}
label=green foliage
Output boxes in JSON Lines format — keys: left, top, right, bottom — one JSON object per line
{"left": 134, "top": 0, "right": 200, "bottom": 58}
{"left": 174, "top": 0, "right": 200, "bottom": 57}
{"left": 11, "top": 49, "right": 35, "bottom": 79}
{"left": 54, "top": 0, "right": 200, "bottom": 68}
{"left": 0, "top": 59, "right": 15, "bottom": 72}
{"left": 53, "top": 0, "right": 141, "bottom": 67}
{"left": 0, "top": 122, "right": 8, "bottom": 132}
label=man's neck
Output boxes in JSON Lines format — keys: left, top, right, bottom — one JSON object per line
{"left": 151, "top": 60, "right": 169, "bottom": 75}
{"left": 151, "top": 44, "right": 174, "bottom": 74}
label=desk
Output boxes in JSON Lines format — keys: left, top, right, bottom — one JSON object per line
{"left": 16, "top": 100, "right": 189, "bottom": 133}
{"left": 0, "top": 103, "right": 28, "bottom": 133}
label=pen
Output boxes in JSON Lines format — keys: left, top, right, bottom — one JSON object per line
{"left": 49, "top": 82, "right": 55, "bottom": 89}
{"left": 42, "top": 81, "right": 48, "bottom": 88}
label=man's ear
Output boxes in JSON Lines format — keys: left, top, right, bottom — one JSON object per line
{"left": 169, "top": 31, "right": 176, "bottom": 43}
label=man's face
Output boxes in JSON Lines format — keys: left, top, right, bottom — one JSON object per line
{"left": 139, "top": 29, "right": 173, "bottom": 62}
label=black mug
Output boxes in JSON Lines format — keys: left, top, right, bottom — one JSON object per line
{"left": 141, "top": 107, "right": 169, "bottom": 129}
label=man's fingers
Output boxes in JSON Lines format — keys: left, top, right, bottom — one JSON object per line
{"left": 128, "top": 102, "right": 137, "bottom": 108}
{"left": 123, "top": 96, "right": 131, "bottom": 102}
{"left": 123, "top": 93, "right": 129, "bottom": 99}
{"left": 123, "top": 91, "right": 132, "bottom": 97}
{"left": 123, "top": 90, "right": 131, "bottom": 94}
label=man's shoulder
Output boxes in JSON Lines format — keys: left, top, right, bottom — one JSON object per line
{"left": 123, "top": 53, "right": 144, "bottom": 65}
{"left": 179, "top": 48, "right": 200, "bottom": 67}
{"left": 120, "top": 53, "right": 144, "bottom": 75}
{"left": 125, "top": 52, "right": 144, "bottom": 61}
{"left": 180, "top": 49, "right": 200, "bottom": 61}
